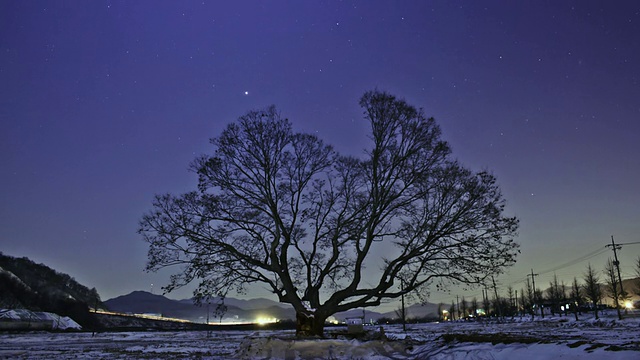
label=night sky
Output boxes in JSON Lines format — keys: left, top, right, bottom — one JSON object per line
{"left": 2, "top": 1, "right": 639, "bottom": 309}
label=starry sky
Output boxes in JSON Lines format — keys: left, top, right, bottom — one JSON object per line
{"left": 2, "top": 1, "right": 639, "bottom": 309}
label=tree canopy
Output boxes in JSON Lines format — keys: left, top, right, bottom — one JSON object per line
{"left": 140, "top": 90, "right": 519, "bottom": 335}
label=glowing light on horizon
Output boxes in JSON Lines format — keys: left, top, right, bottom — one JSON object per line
{"left": 255, "top": 316, "right": 278, "bottom": 325}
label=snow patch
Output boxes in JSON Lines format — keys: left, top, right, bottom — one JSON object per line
{"left": 236, "top": 335, "right": 412, "bottom": 359}
{"left": 0, "top": 309, "right": 81, "bottom": 330}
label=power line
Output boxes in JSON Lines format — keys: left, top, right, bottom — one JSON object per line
{"left": 437, "top": 245, "right": 609, "bottom": 302}
{"left": 536, "top": 246, "right": 609, "bottom": 277}
{"left": 615, "top": 241, "right": 640, "bottom": 246}
{"left": 426, "top": 241, "right": 635, "bottom": 304}
{"left": 493, "top": 245, "right": 610, "bottom": 292}
{"left": 511, "top": 238, "right": 639, "bottom": 289}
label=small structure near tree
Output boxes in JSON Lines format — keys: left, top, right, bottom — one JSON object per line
{"left": 346, "top": 317, "right": 364, "bottom": 334}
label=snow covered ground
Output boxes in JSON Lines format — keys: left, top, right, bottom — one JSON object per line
{"left": 0, "top": 309, "right": 81, "bottom": 330}
{"left": 1, "top": 310, "right": 639, "bottom": 359}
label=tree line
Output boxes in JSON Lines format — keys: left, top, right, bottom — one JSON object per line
{"left": 0, "top": 252, "right": 104, "bottom": 328}
{"left": 439, "top": 256, "right": 640, "bottom": 322}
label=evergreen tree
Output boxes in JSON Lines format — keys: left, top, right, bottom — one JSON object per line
{"left": 583, "top": 263, "right": 602, "bottom": 319}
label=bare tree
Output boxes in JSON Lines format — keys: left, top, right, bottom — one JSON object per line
{"left": 394, "top": 306, "right": 406, "bottom": 328}
{"left": 140, "top": 90, "right": 520, "bottom": 336}
{"left": 560, "top": 280, "right": 568, "bottom": 316}
{"left": 525, "top": 277, "right": 535, "bottom": 320}
{"left": 470, "top": 297, "right": 478, "bottom": 317}
{"left": 583, "top": 263, "right": 602, "bottom": 320}
{"left": 207, "top": 296, "right": 227, "bottom": 324}
{"left": 546, "top": 274, "right": 561, "bottom": 316}
{"left": 450, "top": 301, "right": 457, "bottom": 321}
{"left": 460, "top": 296, "right": 468, "bottom": 319}
{"left": 506, "top": 285, "right": 514, "bottom": 314}
{"left": 519, "top": 287, "right": 525, "bottom": 317}
{"left": 482, "top": 288, "right": 492, "bottom": 317}
{"left": 490, "top": 276, "right": 503, "bottom": 318}
{"left": 570, "top": 277, "right": 581, "bottom": 320}
{"left": 604, "top": 259, "right": 622, "bottom": 320}
{"left": 535, "top": 288, "right": 544, "bottom": 319}
{"left": 505, "top": 285, "right": 518, "bottom": 319}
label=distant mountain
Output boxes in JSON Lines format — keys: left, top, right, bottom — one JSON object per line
{"left": 178, "top": 296, "right": 290, "bottom": 310}
{"left": 0, "top": 252, "right": 103, "bottom": 328}
{"left": 105, "top": 290, "right": 444, "bottom": 323}
{"left": 331, "top": 302, "right": 440, "bottom": 322}
{"left": 105, "top": 291, "right": 296, "bottom": 323}
{"left": 380, "top": 302, "right": 440, "bottom": 320}
{"left": 333, "top": 308, "right": 384, "bottom": 322}
{"left": 107, "top": 291, "right": 205, "bottom": 316}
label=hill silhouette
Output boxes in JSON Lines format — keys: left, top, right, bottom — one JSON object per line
{"left": 0, "top": 252, "right": 103, "bottom": 328}
{"left": 105, "top": 291, "right": 296, "bottom": 323}
{"left": 104, "top": 290, "right": 443, "bottom": 324}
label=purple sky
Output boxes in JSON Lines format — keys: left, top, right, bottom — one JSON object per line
{"left": 2, "top": 1, "right": 639, "bottom": 308}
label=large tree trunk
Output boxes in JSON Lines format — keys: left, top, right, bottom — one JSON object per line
{"left": 296, "top": 311, "right": 326, "bottom": 337}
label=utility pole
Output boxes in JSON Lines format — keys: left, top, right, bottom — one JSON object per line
{"left": 607, "top": 236, "right": 627, "bottom": 314}
{"left": 491, "top": 276, "right": 503, "bottom": 319}
{"left": 515, "top": 289, "right": 519, "bottom": 318}
{"left": 206, "top": 301, "right": 211, "bottom": 338}
{"left": 528, "top": 269, "right": 541, "bottom": 319}
{"left": 518, "top": 289, "right": 527, "bottom": 319}
{"left": 400, "top": 279, "right": 406, "bottom": 332}
{"left": 482, "top": 286, "right": 489, "bottom": 317}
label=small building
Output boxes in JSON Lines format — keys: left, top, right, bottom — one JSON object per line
{"left": 346, "top": 317, "right": 364, "bottom": 334}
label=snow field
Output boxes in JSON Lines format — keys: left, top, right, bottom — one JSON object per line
{"left": 0, "top": 311, "right": 638, "bottom": 359}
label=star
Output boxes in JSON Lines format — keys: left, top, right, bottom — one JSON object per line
{"left": 244, "top": 91, "right": 249, "bottom": 95}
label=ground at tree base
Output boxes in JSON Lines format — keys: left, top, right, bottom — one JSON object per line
{"left": 1, "top": 310, "right": 639, "bottom": 359}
